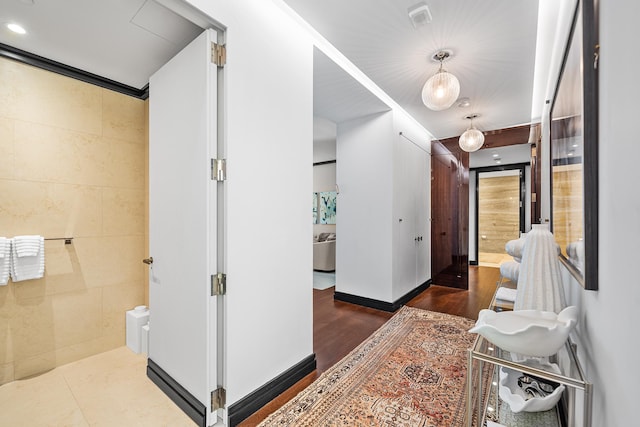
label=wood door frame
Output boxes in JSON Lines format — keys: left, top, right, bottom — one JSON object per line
{"left": 472, "top": 162, "right": 529, "bottom": 264}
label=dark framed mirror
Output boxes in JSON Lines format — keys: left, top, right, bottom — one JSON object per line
{"left": 550, "top": 0, "right": 599, "bottom": 290}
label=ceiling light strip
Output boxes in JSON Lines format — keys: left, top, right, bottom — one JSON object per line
{"left": 272, "top": 0, "right": 436, "bottom": 142}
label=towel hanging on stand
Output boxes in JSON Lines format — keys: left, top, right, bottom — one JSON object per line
{"left": 10, "top": 235, "right": 45, "bottom": 282}
{"left": 0, "top": 237, "right": 10, "bottom": 285}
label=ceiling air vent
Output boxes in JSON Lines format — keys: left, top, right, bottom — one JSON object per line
{"left": 408, "top": 2, "right": 433, "bottom": 28}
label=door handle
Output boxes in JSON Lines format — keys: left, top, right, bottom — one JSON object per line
{"left": 142, "top": 257, "right": 154, "bottom": 265}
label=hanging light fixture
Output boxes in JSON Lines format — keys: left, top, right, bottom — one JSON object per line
{"left": 459, "top": 114, "right": 485, "bottom": 152}
{"left": 421, "top": 50, "right": 460, "bottom": 111}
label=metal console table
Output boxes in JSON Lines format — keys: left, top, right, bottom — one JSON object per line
{"left": 466, "top": 289, "right": 592, "bottom": 427}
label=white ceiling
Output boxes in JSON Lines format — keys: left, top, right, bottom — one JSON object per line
{"left": 0, "top": 0, "right": 202, "bottom": 89}
{"left": 1, "top": 0, "right": 542, "bottom": 141}
{"left": 285, "top": 0, "right": 540, "bottom": 139}
{"left": 313, "top": 48, "right": 391, "bottom": 124}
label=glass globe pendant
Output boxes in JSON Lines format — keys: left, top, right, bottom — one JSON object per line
{"left": 422, "top": 51, "right": 460, "bottom": 111}
{"left": 459, "top": 115, "right": 485, "bottom": 152}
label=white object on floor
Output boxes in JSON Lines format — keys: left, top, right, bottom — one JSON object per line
{"left": 10, "top": 235, "right": 45, "bottom": 282}
{"left": 126, "top": 305, "right": 150, "bottom": 353}
{"left": 0, "top": 237, "right": 10, "bottom": 285}
{"left": 495, "top": 287, "right": 517, "bottom": 302}
{"left": 514, "top": 224, "right": 566, "bottom": 313}
{"left": 469, "top": 306, "right": 578, "bottom": 357}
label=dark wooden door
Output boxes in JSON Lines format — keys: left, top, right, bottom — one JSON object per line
{"left": 430, "top": 141, "right": 469, "bottom": 289}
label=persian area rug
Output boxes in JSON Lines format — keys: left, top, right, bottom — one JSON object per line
{"left": 258, "top": 306, "right": 476, "bottom": 427}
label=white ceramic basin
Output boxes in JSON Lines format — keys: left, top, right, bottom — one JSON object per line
{"left": 468, "top": 306, "right": 578, "bottom": 357}
{"left": 499, "top": 362, "right": 565, "bottom": 413}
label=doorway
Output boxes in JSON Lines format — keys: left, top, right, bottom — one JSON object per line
{"left": 475, "top": 166, "right": 526, "bottom": 267}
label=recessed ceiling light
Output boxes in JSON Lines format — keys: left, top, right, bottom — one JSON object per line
{"left": 457, "top": 97, "right": 471, "bottom": 108}
{"left": 492, "top": 153, "right": 499, "bottom": 158}
{"left": 572, "top": 143, "right": 579, "bottom": 148}
{"left": 495, "top": 160, "right": 502, "bottom": 164}
{"left": 7, "top": 23, "right": 27, "bottom": 35}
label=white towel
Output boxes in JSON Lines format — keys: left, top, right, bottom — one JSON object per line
{"left": 13, "top": 235, "right": 42, "bottom": 257}
{"left": 0, "top": 237, "right": 7, "bottom": 258}
{"left": 0, "top": 237, "right": 10, "bottom": 285}
{"left": 495, "top": 287, "right": 517, "bottom": 302}
{"left": 10, "top": 236, "right": 45, "bottom": 282}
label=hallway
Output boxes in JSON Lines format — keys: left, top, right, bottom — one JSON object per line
{"left": 0, "top": 267, "right": 499, "bottom": 426}
{"left": 240, "top": 266, "right": 499, "bottom": 425}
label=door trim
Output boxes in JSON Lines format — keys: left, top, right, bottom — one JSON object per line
{"left": 227, "top": 354, "right": 317, "bottom": 426}
{"left": 472, "top": 162, "right": 529, "bottom": 264}
{"left": 334, "top": 279, "right": 431, "bottom": 312}
{"left": 147, "top": 359, "right": 207, "bottom": 427}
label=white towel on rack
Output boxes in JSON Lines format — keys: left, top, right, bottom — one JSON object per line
{"left": 11, "top": 236, "right": 45, "bottom": 282}
{"left": 0, "top": 237, "right": 10, "bottom": 285}
{"left": 13, "top": 235, "right": 42, "bottom": 257}
{"left": 0, "top": 237, "right": 7, "bottom": 258}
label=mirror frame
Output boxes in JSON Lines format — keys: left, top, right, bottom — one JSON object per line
{"left": 550, "top": 0, "right": 599, "bottom": 291}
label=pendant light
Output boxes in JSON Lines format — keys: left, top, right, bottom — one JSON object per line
{"left": 422, "top": 51, "right": 460, "bottom": 111}
{"left": 459, "top": 114, "right": 485, "bottom": 152}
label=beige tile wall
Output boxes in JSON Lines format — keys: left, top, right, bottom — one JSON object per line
{"left": 0, "top": 58, "right": 147, "bottom": 384}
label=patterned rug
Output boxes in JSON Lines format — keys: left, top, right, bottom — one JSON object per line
{"left": 258, "top": 306, "right": 476, "bottom": 427}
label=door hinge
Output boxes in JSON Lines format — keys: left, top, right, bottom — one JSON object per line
{"left": 211, "top": 158, "right": 226, "bottom": 181}
{"left": 211, "top": 387, "right": 226, "bottom": 410}
{"left": 211, "top": 43, "right": 226, "bottom": 67}
{"left": 211, "top": 273, "right": 226, "bottom": 296}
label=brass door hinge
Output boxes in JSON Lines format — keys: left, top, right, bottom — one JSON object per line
{"left": 212, "top": 43, "right": 226, "bottom": 67}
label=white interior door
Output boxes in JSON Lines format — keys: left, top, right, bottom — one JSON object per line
{"left": 415, "top": 147, "right": 430, "bottom": 283}
{"left": 394, "top": 138, "right": 416, "bottom": 294}
{"left": 395, "top": 139, "right": 430, "bottom": 290}
{"left": 148, "top": 28, "right": 218, "bottom": 419}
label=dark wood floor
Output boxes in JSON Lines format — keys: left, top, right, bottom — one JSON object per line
{"left": 238, "top": 265, "right": 500, "bottom": 426}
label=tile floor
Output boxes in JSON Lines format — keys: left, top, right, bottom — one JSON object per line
{"left": 0, "top": 346, "right": 195, "bottom": 426}
{"left": 478, "top": 252, "right": 514, "bottom": 268}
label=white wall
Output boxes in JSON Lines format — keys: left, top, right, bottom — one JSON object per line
{"left": 336, "top": 112, "right": 394, "bottom": 302}
{"left": 336, "top": 110, "right": 431, "bottom": 304}
{"left": 542, "top": 1, "right": 640, "bottom": 424}
{"left": 186, "top": 0, "right": 314, "bottom": 410}
{"left": 313, "top": 116, "right": 337, "bottom": 163}
{"left": 391, "top": 111, "right": 431, "bottom": 300}
{"left": 313, "top": 163, "right": 336, "bottom": 192}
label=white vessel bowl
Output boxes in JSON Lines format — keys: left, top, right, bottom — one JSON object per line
{"left": 468, "top": 306, "right": 578, "bottom": 357}
{"left": 499, "top": 362, "right": 565, "bottom": 413}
